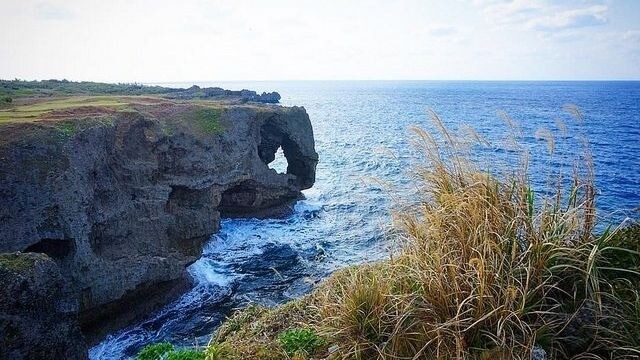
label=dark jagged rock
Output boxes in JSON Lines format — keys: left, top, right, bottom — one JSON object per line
{"left": 0, "top": 100, "right": 317, "bottom": 350}
{"left": 0, "top": 252, "right": 88, "bottom": 359}
{"left": 166, "top": 86, "right": 281, "bottom": 103}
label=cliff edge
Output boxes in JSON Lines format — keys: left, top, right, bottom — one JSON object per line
{"left": 0, "top": 93, "right": 317, "bottom": 357}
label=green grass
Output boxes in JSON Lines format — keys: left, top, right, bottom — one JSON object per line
{"left": 0, "top": 96, "right": 130, "bottom": 123}
{"left": 134, "top": 343, "right": 206, "bottom": 360}
{"left": 0, "top": 95, "right": 173, "bottom": 124}
{"left": 135, "top": 342, "right": 175, "bottom": 360}
{"left": 207, "top": 298, "right": 324, "bottom": 360}
{"left": 278, "top": 328, "right": 324, "bottom": 356}
{"left": 193, "top": 107, "right": 223, "bottom": 134}
{"left": 165, "top": 349, "right": 205, "bottom": 360}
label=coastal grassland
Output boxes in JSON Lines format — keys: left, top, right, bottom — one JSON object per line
{"left": 195, "top": 109, "right": 639, "bottom": 360}
{"left": 0, "top": 96, "right": 226, "bottom": 139}
{"left": 0, "top": 79, "right": 168, "bottom": 99}
{"left": 0, "top": 95, "right": 172, "bottom": 123}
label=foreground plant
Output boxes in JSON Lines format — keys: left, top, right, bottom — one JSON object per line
{"left": 135, "top": 342, "right": 175, "bottom": 360}
{"left": 135, "top": 343, "right": 205, "bottom": 360}
{"left": 207, "top": 108, "right": 639, "bottom": 359}
{"left": 278, "top": 328, "right": 325, "bottom": 356}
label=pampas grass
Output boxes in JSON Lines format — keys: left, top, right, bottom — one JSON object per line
{"left": 207, "top": 109, "right": 639, "bottom": 360}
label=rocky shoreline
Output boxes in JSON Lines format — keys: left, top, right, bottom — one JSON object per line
{"left": 0, "top": 88, "right": 318, "bottom": 359}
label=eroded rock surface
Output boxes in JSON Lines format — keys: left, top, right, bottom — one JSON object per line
{"left": 166, "top": 85, "right": 282, "bottom": 103}
{"left": 0, "top": 252, "right": 87, "bottom": 359}
{"left": 0, "top": 102, "right": 317, "bottom": 345}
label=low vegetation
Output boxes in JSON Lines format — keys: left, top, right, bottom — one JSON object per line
{"left": 193, "top": 106, "right": 223, "bottom": 134}
{"left": 0, "top": 95, "right": 171, "bottom": 123}
{"left": 187, "top": 108, "right": 638, "bottom": 359}
{"left": 0, "top": 95, "right": 231, "bottom": 156}
{"left": 0, "top": 79, "right": 168, "bottom": 99}
{"left": 166, "top": 349, "right": 206, "bottom": 360}
{"left": 278, "top": 328, "right": 325, "bottom": 356}
{"left": 135, "top": 343, "right": 206, "bottom": 360}
{"left": 0, "top": 253, "right": 46, "bottom": 273}
{"left": 135, "top": 342, "right": 175, "bottom": 360}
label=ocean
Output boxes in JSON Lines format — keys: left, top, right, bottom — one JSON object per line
{"left": 90, "top": 81, "right": 640, "bottom": 359}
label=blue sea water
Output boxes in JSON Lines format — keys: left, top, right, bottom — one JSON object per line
{"left": 90, "top": 81, "right": 640, "bottom": 359}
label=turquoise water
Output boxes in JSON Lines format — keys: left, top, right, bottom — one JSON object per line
{"left": 91, "top": 81, "right": 640, "bottom": 359}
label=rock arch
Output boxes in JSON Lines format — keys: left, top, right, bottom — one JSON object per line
{"left": 257, "top": 115, "right": 317, "bottom": 189}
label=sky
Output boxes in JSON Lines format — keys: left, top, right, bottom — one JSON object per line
{"left": 1, "top": 0, "right": 639, "bottom": 82}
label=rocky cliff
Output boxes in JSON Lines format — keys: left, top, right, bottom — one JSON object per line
{"left": 0, "top": 97, "right": 317, "bottom": 357}
{"left": 0, "top": 252, "right": 87, "bottom": 359}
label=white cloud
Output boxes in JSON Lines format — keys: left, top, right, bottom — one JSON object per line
{"left": 473, "top": 1, "right": 608, "bottom": 32}
{"left": 428, "top": 24, "right": 457, "bottom": 37}
{"left": 526, "top": 5, "right": 607, "bottom": 32}
{"left": 478, "top": 0, "right": 545, "bottom": 25}
{"left": 622, "top": 30, "right": 640, "bottom": 42}
{"left": 35, "top": 1, "right": 74, "bottom": 21}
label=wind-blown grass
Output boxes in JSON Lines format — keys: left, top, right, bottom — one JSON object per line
{"left": 204, "top": 109, "right": 639, "bottom": 359}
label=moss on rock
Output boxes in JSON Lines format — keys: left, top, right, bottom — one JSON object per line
{"left": 0, "top": 252, "right": 48, "bottom": 274}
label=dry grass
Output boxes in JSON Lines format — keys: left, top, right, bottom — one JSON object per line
{"left": 207, "top": 294, "right": 326, "bottom": 359}
{"left": 206, "top": 109, "right": 639, "bottom": 360}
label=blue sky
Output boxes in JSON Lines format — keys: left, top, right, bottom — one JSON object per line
{"left": 1, "top": 0, "right": 639, "bottom": 81}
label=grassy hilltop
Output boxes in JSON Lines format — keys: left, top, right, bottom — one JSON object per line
{"left": 0, "top": 79, "right": 278, "bottom": 126}
{"left": 0, "top": 80, "right": 284, "bottom": 148}
{"left": 0, "top": 79, "right": 169, "bottom": 104}
{"left": 139, "top": 110, "right": 638, "bottom": 360}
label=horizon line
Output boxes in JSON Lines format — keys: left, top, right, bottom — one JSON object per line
{"left": 3, "top": 78, "right": 640, "bottom": 84}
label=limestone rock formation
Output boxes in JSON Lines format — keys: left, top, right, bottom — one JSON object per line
{"left": 0, "top": 101, "right": 317, "bottom": 345}
{"left": 166, "top": 85, "right": 282, "bottom": 103}
{"left": 0, "top": 252, "right": 88, "bottom": 359}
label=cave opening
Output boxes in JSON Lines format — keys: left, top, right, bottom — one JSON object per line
{"left": 218, "top": 180, "right": 259, "bottom": 215}
{"left": 24, "top": 238, "right": 74, "bottom": 260}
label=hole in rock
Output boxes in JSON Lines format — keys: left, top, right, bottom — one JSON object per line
{"left": 268, "top": 146, "right": 288, "bottom": 174}
{"left": 24, "top": 238, "right": 74, "bottom": 260}
{"left": 258, "top": 120, "right": 314, "bottom": 189}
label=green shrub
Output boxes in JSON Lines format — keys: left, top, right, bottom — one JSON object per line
{"left": 277, "top": 328, "right": 324, "bottom": 356}
{"left": 165, "top": 349, "right": 205, "bottom": 360}
{"left": 204, "top": 344, "right": 237, "bottom": 360}
{"left": 135, "top": 342, "right": 174, "bottom": 360}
